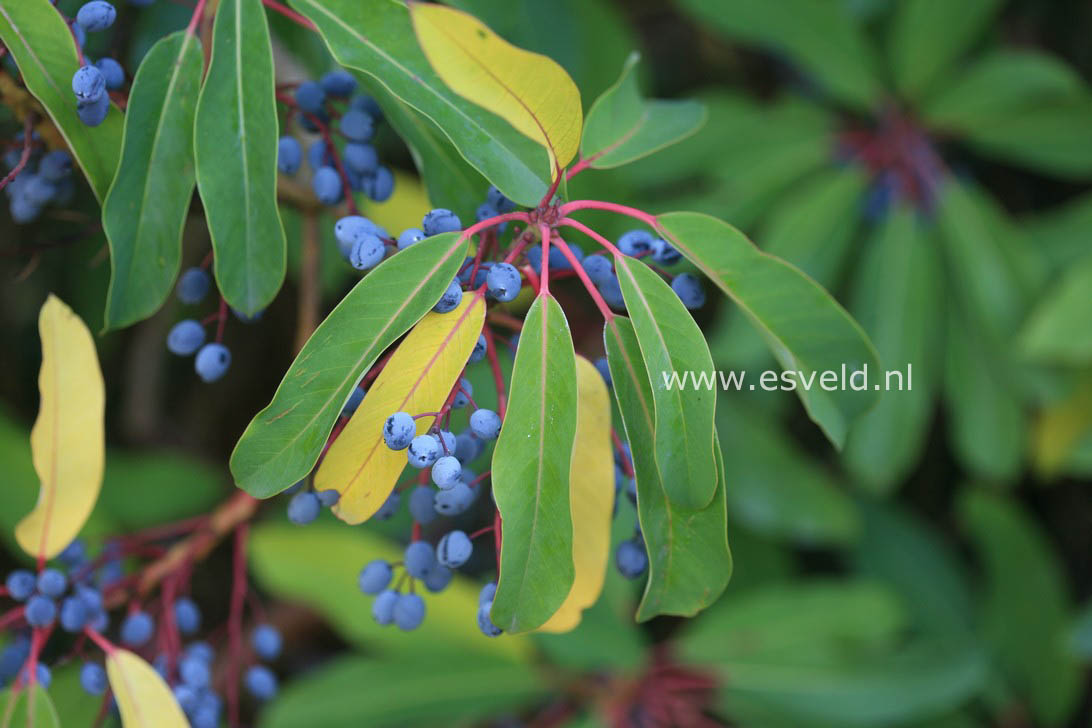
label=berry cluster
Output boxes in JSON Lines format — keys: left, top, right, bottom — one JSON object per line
{"left": 166, "top": 266, "right": 239, "bottom": 382}
{"left": 3, "top": 145, "right": 75, "bottom": 224}
{"left": 68, "top": 2, "right": 123, "bottom": 127}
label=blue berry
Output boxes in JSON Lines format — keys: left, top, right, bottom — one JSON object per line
{"left": 581, "top": 254, "right": 612, "bottom": 285}
{"left": 166, "top": 321, "right": 207, "bottom": 358}
{"left": 76, "top": 2, "right": 116, "bottom": 32}
{"left": 422, "top": 208, "right": 461, "bottom": 236}
{"left": 194, "top": 343, "right": 231, "bottom": 382}
{"left": 618, "top": 229, "right": 654, "bottom": 257}
{"left": 383, "top": 411, "right": 416, "bottom": 450}
{"left": 485, "top": 262, "right": 521, "bottom": 302}
{"left": 407, "top": 434, "right": 441, "bottom": 468}
{"left": 671, "top": 273, "right": 706, "bottom": 310}
{"left": 476, "top": 202, "right": 498, "bottom": 223}
{"left": 251, "top": 624, "right": 282, "bottom": 661}
{"left": 307, "top": 139, "right": 330, "bottom": 171}
{"left": 598, "top": 274, "right": 626, "bottom": 310}
{"left": 185, "top": 641, "right": 215, "bottom": 664}
{"left": 469, "top": 409, "right": 501, "bottom": 440}
{"left": 294, "top": 81, "right": 325, "bottom": 114}
{"left": 478, "top": 602, "right": 502, "bottom": 637}
{"left": 372, "top": 590, "right": 398, "bottom": 625}
{"left": 39, "top": 151, "right": 73, "bottom": 181}
{"left": 594, "top": 357, "right": 612, "bottom": 387}
{"left": 651, "top": 238, "right": 681, "bottom": 265}
{"left": 316, "top": 489, "right": 340, "bottom": 507}
{"left": 6, "top": 570, "right": 35, "bottom": 601}
{"left": 454, "top": 430, "right": 483, "bottom": 464}
{"left": 71, "top": 22, "right": 87, "bottom": 50}
{"left": 350, "top": 233, "right": 386, "bottom": 270}
{"left": 438, "top": 430, "right": 457, "bottom": 455}
{"left": 80, "top": 663, "right": 107, "bottom": 695}
{"left": 374, "top": 491, "right": 401, "bottom": 520}
{"left": 245, "top": 665, "right": 278, "bottom": 701}
{"left": 319, "top": 69, "right": 356, "bottom": 97}
{"left": 339, "top": 110, "right": 374, "bottom": 142}
{"left": 94, "top": 57, "right": 124, "bottom": 89}
{"left": 452, "top": 378, "right": 473, "bottom": 409}
{"left": 121, "top": 611, "right": 154, "bottom": 645}
{"left": 434, "top": 482, "right": 473, "bottom": 516}
{"left": 549, "top": 243, "right": 579, "bottom": 271}
{"left": 350, "top": 94, "right": 383, "bottom": 121}
{"left": 433, "top": 280, "right": 463, "bottom": 313}
{"left": 358, "top": 560, "right": 392, "bottom": 595}
{"left": 394, "top": 593, "right": 426, "bottom": 631}
{"left": 76, "top": 585, "right": 103, "bottom": 613}
{"left": 487, "top": 185, "right": 515, "bottom": 213}
{"left": 431, "top": 455, "right": 462, "bottom": 489}
{"left": 526, "top": 245, "right": 543, "bottom": 273}
{"left": 615, "top": 539, "right": 648, "bottom": 579}
{"left": 177, "top": 267, "right": 211, "bottom": 304}
{"left": 26, "top": 596, "right": 56, "bottom": 627}
{"left": 437, "top": 530, "right": 472, "bottom": 568}
{"left": 287, "top": 491, "right": 320, "bottom": 525}
{"left": 180, "top": 656, "right": 211, "bottom": 688}
{"left": 33, "top": 663, "right": 52, "bottom": 688}
{"left": 403, "top": 541, "right": 435, "bottom": 579}
{"left": 312, "top": 166, "right": 343, "bottom": 205}
{"left": 174, "top": 598, "right": 201, "bottom": 635}
{"left": 343, "top": 143, "right": 378, "bottom": 175}
{"left": 363, "top": 165, "right": 394, "bottom": 202}
{"left": 72, "top": 64, "right": 105, "bottom": 102}
{"left": 277, "top": 136, "right": 301, "bottom": 175}
{"left": 468, "top": 334, "right": 487, "bottom": 364}
{"left": 334, "top": 215, "right": 387, "bottom": 254}
{"left": 397, "top": 228, "right": 425, "bottom": 250}
{"left": 342, "top": 386, "right": 365, "bottom": 416}
{"left": 77, "top": 93, "right": 110, "bottom": 127}
{"left": 423, "top": 564, "right": 452, "bottom": 593}
{"left": 60, "top": 596, "right": 88, "bottom": 632}
{"left": 479, "top": 582, "right": 497, "bottom": 605}
{"left": 408, "top": 486, "right": 437, "bottom": 524}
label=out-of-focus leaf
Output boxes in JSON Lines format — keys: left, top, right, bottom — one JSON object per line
{"left": 1068, "top": 602, "right": 1092, "bottom": 661}
{"left": 99, "top": 451, "right": 223, "bottom": 529}
{"left": 249, "top": 523, "right": 531, "bottom": 660}
{"left": 1025, "top": 190, "right": 1092, "bottom": 271}
{"left": 102, "top": 31, "right": 203, "bottom": 330}
{"left": 957, "top": 99, "right": 1092, "bottom": 179}
{"left": 316, "top": 294, "right": 485, "bottom": 524}
{"left": 675, "top": 0, "right": 881, "bottom": 111}
{"left": 127, "top": 0, "right": 190, "bottom": 69}
{"left": 887, "top": 0, "right": 1003, "bottom": 100}
{"left": 105, "top": 650, "right": 188, "bottom": 727}
{"left": 1019, "top": 257, "right": 1092, "bottom": 365}
{"left": 844, "top": 208, "right": 943, "bottom": 493}
{"left": 0, "top": 0, "right": 123, "bottom": 202}
{"left": 492, "top": 295, "right": 577, "bottom": 633}
{"left": 580, "top": 52, "right": 705, "bottom": 169}
{"left": 16, "top": 296, "right": 105, "bottom": 561}
{"left": 42, "top": 665, "right": 101, "bottom": 726}
{"left": 654, "top": 212, "right": 881, "bottom": 448}
{"left": 230, "top": 233, "right": 468, "bottom": 498}
{"left": 260, "top": 653, "right": 546, "bottom": 728}
{"left": 958, "top": 489, "right": 1082, "bottom": 725}
{"left": 1030, "top": 376, "right": 1092, "bottom": 478}
{"left": 0, "top": 684, "right": 59, "bottom": 728}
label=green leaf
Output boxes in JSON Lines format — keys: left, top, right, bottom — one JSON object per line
{"left": 580, "top": 52, "right": 706, "bottom": 169}
{"left": 0, "top": 0, "right": 122, "bottom": 202}
{"left": 99, "top": 450, "right": 223, "bottom": 529}
{"left": 1019, "top": 257, "right": 1092, "bottom": 365}
{"left": 491, "top": 295, "right": 577, "bottom": 633}
{"left": 965, "top": 99, "right": 1092, "bottom": 179}
{"left": 615, "top": 256, "right": 717, "bottom": 508}
{"left": 230, "top": 233, "right": 469, "bottom": 497}
{"left": 674, "top": 0, "right": 881, "bottom": 111}
{"left": 1068, "top": 602, "right": 1092, "bottom": 661}
{"left": 603, "top": 317, "right": 731, "bottom": 621}
{"left": 102, "top": 31, "right": 203, "bottom": 330}
{"left": 1024, "top": 190, "right": 1092, "bottom": 272}
{"left": 288, "top": 0, "right": 551, "bottom": 207}
{"left": 194, "top": 0, "right": 286, "bottom": 315}
{"left": 843, "top": 208, "right": 943, "bottom": 493}
{"left": 654, "top": 212, "right": 881, "bottom": 448}
{"left": 261, "top": 653, "right": 546, "bottom": 728}
{"left": 0, "top": 684, "right": 60, "bottom": 728}
{"left": 887, "top": 0, "right": 1003, "bottom": 100}
{"left": 958, "top": 489, "right": 1082, "bottom": 725}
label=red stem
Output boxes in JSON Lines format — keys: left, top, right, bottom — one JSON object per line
{"left": 0, "top": 116, "right": 34, "bottom": 193}
{"left": 537, "top": 223, "right": 552, "bottom": 294}
{"left": 185, "top": 0, "right": 209, "bottom": 36}
{"left": 260, "top": 0, "right": 316, "bottom": 29}
{"left": 551, "top": 234, "right": 614, "bottom": 321}
{"left": 214, "top": 297, "right": 228, "bottom": 343}
{"left": 558, "top": 217, "right": 624, "bottom": 258}
{"left": 560, "top": 200, "right": 658, "bottom": 227}
{"left": 83, "top": 628, "right": 117, "bottom": 655}
{"left": 469, "top": 524, "right": 495, "bottom": 540}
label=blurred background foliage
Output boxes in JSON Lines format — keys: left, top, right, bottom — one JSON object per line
{"left": 1, "top": 0, "right": 1091, "bottom": 726}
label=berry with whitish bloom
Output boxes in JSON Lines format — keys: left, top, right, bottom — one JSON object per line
{"left": 320, "top": 69, "right": 356, "bottom": 97}
{"left": 39, "top": 151, "right": 73, "bottom": 182}
{"left": 121, "top": 611, "right": 154, "bottom": 646}
{"left": 479, "top": 582, "right": 497, "bottom": 605}
{"left": 407, "top": 434, "right": 441, "bottom": 468}
{"left": 245, "top": 665, "right": 278, "bottom": 701}
{"left": 363, "top": 165, "right": 394, "bottom": 202}
{"left": 317, "top": 489, "right": 340, "bottom": 507}
{"left": 180, "top": 656, "right": 210, "bottom": 688}
{"left": 437, "top": 429, "right": 457, "bottom": 455}
{"left": 434, "top": 482, "right": 473, "bottom": 516}
{"left": 287, "top": 491, "right": 320, "bottom": 525}
{"left": 26, "top": 596, "right": 57, "bottom": 627}
{"left": 408, "top": 486, "right": 437, "bottom": 524}
{"left": 350, "top": 233, "right": 386, "bottom": 270}
{"left": 433, "top": 279, "right": 463, "bottom": 313}
{"left": 598, "top": 274, "right": 626, "bottom": 310}
{"left": 80, "top": 663, "right": 107, "bottom": 695}
{"left": 423, "top": 564, "right": 452, "bottom": 592}
{"left": 616, "top": 539, "right": 648, "bottom": 579}
{"left": 595, "top": 357, "right": 612, "bottom": 387}
{"left": 177, "top": 267, "right": 211, "bottom": 304}
{"left": 334, "top": 215, "right": 387, "bottom": 249}
{"left": 478, "top": 602, "right": 502, "bottom": 637}
{"left": 651, "top": 237, "right": 681, "bottom": 265}
{"left": 437, "top": 530, "right": 472, "bottom": 568}
{"left": 77, "top": 93, "right": 111, "bottom": 127}
{"left": 469, "top": 409, "right": 501, "bottom": 440}
{"left": 60, "top": 596, "right": 89, "bottom": 632}
{"left": 469, "top": 334, "right": 487, "bottom": 364}
{"left": 342, "top": 386, "right": 365, "bottom": 416}
{"left": 6, "top": 570, "right": 35, "bottom": 601}
{"left": 167, "top": 319, "right": 206, "bottom": 356}
{"left": 174, "top": 598, "right": 201, "bottom": 635}
{"left": 312, "top": 166, "right": 343, "bottom": 205}
{"left": 72, "top": 64, "right": 105, "bottom": 102}
{"left": 452, "top": 378, "right": 473, "bottom": 409}
{"left": 431, "top": 455, "right": 462, "bottom": 489}
{"left": 394, "top": 593, "right": 425, "bottom": 631}
{"left": 383, "top": 411, "right": 416, "bottom": 450}
{"left": 372, "top": 589, "right": 398, "bottom": 625}
{"left": 454, "top": 430, "right": 483, "bottom": 464}
{"left": 486, "top": 262, "right": 521, "bottom": 302}
{"left": 195, "top": 343, "right": 231, "bottom": 382}
{"left": 294, "top": 80, "right": 325, "bottom": 114}
{"left": 358, "top": 560, "right": 392, "bottom": 595}
{"left": 340, "top": 109, "right": 374, "bottom": 142}
{"left": 618, "top": 229, "right": 655, "bottom": 257}
{"left": 251, "top": 624, "right": 282, "bottom": 661}
{"left": 277, "top": 136, "right": 301, "bottom": 175}
{"left": 404, "top": 541, "right": 435, "bottom": 579}
{"left": 671, "top": 272, "right": 706, "bottom": 310}
{"left": 343, "top": 143, "right": 378, "bottom": 175}
{"left": 397, "top": 228, "right": 425, "bottom": 250}
{"left": 375, "top": 490, "right": 401, "bottom": 520}
{"left": 581, "top": 254, "right": 612, "bottom": 285}
{"left": 422, "top": 208, "right": 461, "bottom": 236}
{"left": 76, "top": 1, "right": 116, "bottom": 32}
{"left": 95, "top": 57, "right": 124, "bottom": 89}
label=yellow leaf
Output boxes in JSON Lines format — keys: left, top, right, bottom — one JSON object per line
{"left": 317, "top": 293, "right": 486, "bottom": 523}
{"left": 409, "top": 2, "right": 582, "bottom": 170}
{"left": 16, "top": 295, "right": 105, "bottom": 560}
{"left": 106, "top": 650, "right": 189, "bottom": 727}
{"left": 359, "top": 169, "right": 431, "bottom": 238}
{"left": 538, "top": 356, "right": 613, "bottom": 633}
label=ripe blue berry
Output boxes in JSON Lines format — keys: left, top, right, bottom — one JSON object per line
{"left": 407, "top": 434, "right": 441, "bottom": 468}
{"left": 80, "top": 663, "right": 107, "bottom": 695}
{"left": 437, "top": 430, "right": 457, "bottom": 455}
{"left": 177, "top": 267, "right": 211, "bottom": 304}
{"left": 33, "top": 663, "right": 52, "bottom": 688}
{"left": 479, "top": 582, "right": 497, "bottom": 605}
{"left": 194, "top": 343, "right": 231, "bottom": 382}
{"left": 245, "top": 665, "right": 278, "bottom": 701}
{"left": 363, "top": 165, "right": 394, "bottom": 202}
{"left": 287, "top": 491, "right": 321, "bottom": 525}
{"left": 121, "top": 611, "right": 154, "bottom": 645}
{"left": 39, "top": 151, "right": 73, "bottom": 182}
{"left": 350, "top": 233, "right": 386, "bottom": 270}
{"left": 594, "top": 357, "right": 612, "bottom": 387}
{"left": 408, "top": 486, "right": 437, "bottom": 524}
{"left": 23, "top": 175, "right": 56, "bottom": 205}
{"left": 394, "top": 593, "right": 426, "bottom": 631}
{"left": 375, "top": 491, "right": 401, "bottom": 520}
{"left": 343, "top": 143, "right": 378, "bottom": 175}
{"left": 60, "top": 597, "right": 88, "bottom": 631}
{"left": 251, "top": 624, "right": 282, "bottom": 661}
{"left": 615, "top": 539, "right": 648, "bottom": 579}
{"left": 618, "top": 229, "right": 655, "bottom": 257}
{"left": 397, "top": 228, "right": 425, "bottom": 250}
{"left": 167, "top": 320, "right": 206, "bottom": 356}
{"left": 651, "top": 238, "right": 681, "bottom": 265}
{"left": 598, "top": 274, "right": 626, "bottom": 310}
{"left": 335, "top": 215, "right": 387, "bottom": 255}
{"left": 423, "top": 564, "right": 453, "bottom": 593}
{"left": 317, "top": 489, "right": 340, "bottom": 507}
{"left": 185, "top": 641, "right": 215, "bottom": 664}
{"left": 526, "top": 245, "right": 543, "bottom": 273}
{"left": 76, "top": 585, "right": 103, "bottom": 612}
{"left": 77, "top": 93, "right": 111, "bottom": 127}
{"left": 26, "top": 596, "right": 56, "bottom": 627}
{"left": 452, "top": 378, "right": 473, "bottom": 409}
{"left": 6, "top": 570, "right": 35, "bottom": 601}
{"left": 312, "top": 166, "right": 343, "bottom": 206}
{"left": 671, "top": 273, "right": 706, "bottom": 310}
{"left": 433, "top": 280, "right": 463, "bottom": 313}
{"left": 350, "top": 93, "right": 384, "bottom": 120}
{"left": 431, "top": 455, "right": 462, "bottom": 489}
{"left": 468, "top": 334, "right": 487, "bottom": 364}
{"left": 383, "top": 411, "right": 416, "bottom": 450}
{"left": 94, "top": 57, "right": 124, "bottom": 89}
{"left": 454, "top": 430, "right": 483, "bottom": 463}
{"left": 486, "top": 262, "right": 521, "bottom": 302}
{"left": 319, "top": 69, "right": 356, "bottom": 97}
{"left": 422, "top": 208, "right": 461, "bottom": 236}
{"left": 372, "top": 590, "right": 398, "bottom": 625}
{"left": 404, "top": 541, "right": 436, "bottom": 579}
{"left": 358, "top": 559, "right": 392, "bottom": 595}
{"left": 174, "top": 598, "right": 201, "bottom": 635}
{"left": 581, "top": 254, "right": 612, "bottom": 285}
{"left": 340, "top": 110, "right": 374, "bottom": 142}
{"left": 487, "top": 185, "right": 515, "bottom": 212}
{"left": 434, "top": 482, "right": 473, "bottom": 516}
{"left": 469, "top": 409, "right": 501, "bottom": 440}
{"left": 437, "top": 530, "right": 472, "bottom": 568}
{"left": 277, "top": 136, "right": 302, "bottom": 175}
{"left": 76, "top": 2, "right": 116, "bottom": 32}
{"left": 180, "top": 656, "right": 211, "bottom": 688}
{"left": 294, "top": 81, "right": 325, "bottom": 114}
{"left": 476, "top": 202, "right": 499, "bottom": 223}
{"left": 342, "top": 386, "right": 365, "bottom": 416}
{"left": 72, "top": 64, "right": 105, "bottom": 102}
{"left": 478, "top": 602, "right": 502, "bottom": 637}
{"left": 307, "top": 139, "right": 330, "bottom": 172}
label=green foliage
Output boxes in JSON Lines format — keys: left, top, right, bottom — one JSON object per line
{"left": 0, "top": 684, "right": 61, "bottom": 727}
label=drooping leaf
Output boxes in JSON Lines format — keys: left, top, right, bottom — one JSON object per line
{"left": 653, "top": 212, "right": 881, "bottom": 448}
{"left": 844, "top": 207, "right": 943, "bottom": 493}
{"left": 409, "top": 1, "right": 582, "bottom": 170}
{"left": 194, "top": 0, "right": 286, "bottom": 315}
{"left": 0, "top": 684, "right": 60, "bottom": 728}
{"left": 604, "top": 317, "right": 730, "bottom": 621}
{"left": 580, "top": 52, "right": 706, "bottom": 169}
{"left": 16, "top": 296, "right": 105, "bottom": 561}
{"left": 538, "top": 356, "right": 614, "bottom": 633}
{"left": 1019, "top": 257, "right": 1092, "bottom": 365}
{"left": 105, "top": 650, "right": 189, "bottom": 727}
{"left": 492, "top": 295, "right": 578, "bottom": 633}
{"left": 230, "top": 233, "right": 469, "bottom": 497}
{"left": 316, "top": 293, "right": 485, "bottom": 524}
{"left": 0, "top": 0, "right": 122, "bottom": 202}
{"left": 102, "top": 31, "right": 203, "bottom": 330}
{"left": 958, "top": 489, "right": 1082, "bottom": 725}
{"left": 614, "top": 256, "right": 717, "bottom": 508}
{"left": 288, "top": 0, "right": 550, "bottom": 206}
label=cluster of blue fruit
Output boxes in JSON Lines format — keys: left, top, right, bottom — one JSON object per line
{"left": 165, "top": 266, "right": 235, "bottom": 382}
{"left": 277, "top": 70, "right": 394, "bottom": 207}
{"left": 68, "top": 1, "right": 125, "bottom": 127}
{"left": 4, "top": 144, "right": 75, "bottom": 224}
{"left": 606, "top": 440, "right": 651, "bottom": 580}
